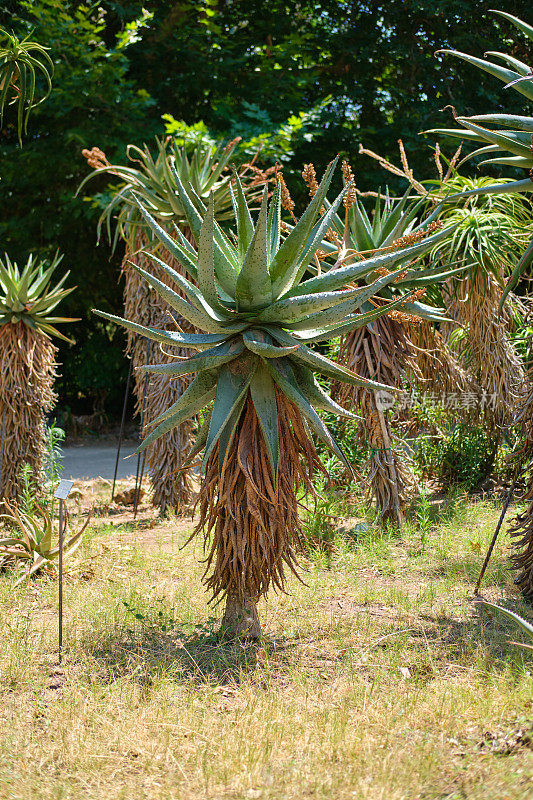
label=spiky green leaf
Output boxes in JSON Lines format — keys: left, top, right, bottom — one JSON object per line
{"left": 249, "top": 361, "right": 279, "bottom": 482}
{"left": 235, "top": 188, "right": 272, "bottom": 310}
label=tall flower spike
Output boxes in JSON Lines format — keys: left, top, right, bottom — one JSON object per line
{"left": 341, "top": 160, "right": 357, "bottom": 210}
{"left": 278, "top": 173, "right": 295, "bottom": 215}
{"left": 302, "top": 163, "right": 319, "bottom": 198}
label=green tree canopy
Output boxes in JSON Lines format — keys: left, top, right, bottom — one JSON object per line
{"left": 0, "top": 0, "right": 531, "bottom": 413}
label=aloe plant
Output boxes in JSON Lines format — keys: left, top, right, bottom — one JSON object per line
{"left": 95, "top": 158, "right": 453, "bottom": 637}
{"left": 79, "top": 137, "right": 248, "bottom": 251}
{"left": 0, "top": 504, "right": 89, "bottom": 587}
{"left": 0, "top": 251, "right": 76, "bottom": 342}
{"left": 425, "top": 9, "right": 533, "bottom": 300}
{"left": 80, "top": 137, "right": 266, "bottom": 514}
{"left": 317, "top": 181, "right": 462, "bottom": 523}
{"left": 427, "top": 9, "right": 533, "bottom": 599}
{"left": 428, "top": 10, "right": 533, "bottom": 184}
{"left": 427, "top": 174, "right": 530, "bottom": 428}
{"left": 0, "top": 27, "right": 53, "bottom": 143}
{"left": 354, "top": 136, "right": 531, "bottom": 432}
{"left": 0, "top": 253, "right": 76, "bottom": 501}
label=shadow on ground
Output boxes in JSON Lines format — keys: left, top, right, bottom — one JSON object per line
{"left": 328, "top": 594, "right": 533, "bottom": 666}
{"left": 80, "top": 618, "right": 270, "bottom": 688}
{"left": 75, "top": 593, "right": 533, "bottom": 692}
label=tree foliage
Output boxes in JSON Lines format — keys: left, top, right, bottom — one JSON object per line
{"left": 0, "top": 0, "right": 531, "bottom": 412}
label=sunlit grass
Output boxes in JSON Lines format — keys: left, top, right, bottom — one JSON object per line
{"left": 0, "top": 486, "right": 531, "bottom": 799}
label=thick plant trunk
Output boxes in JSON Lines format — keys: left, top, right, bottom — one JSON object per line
{"left": 335, "top": 317, "right": 415, "bottom": 525}
{"left": 508, "top": 397, "right": 533, "bottom": 603}
{"left": 194, "top": 392, "right": 326, "bottom": 624}
{"left": 0, "top": 323, "right": 56, "bottom": 501}
{"left": 410, "top": 319, "right": 477, "bottom": 399}
{"left": 445, "top": 274, "right": 525, "bottom": 428}
{"left": 122, "top": 231, "right": 195, "bottom": 514}
{"left": 220, "top": 596, "right": 261, "bottom": 640}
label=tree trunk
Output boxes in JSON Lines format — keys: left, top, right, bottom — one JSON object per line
{"left": 0, "top": 323, "right": 56, "bottom": 501}
{"left": 122, "top": 232, "right": 195, "bottom": 514}
{"left": 220, "top": 596, "right": 261, "bottom": 640}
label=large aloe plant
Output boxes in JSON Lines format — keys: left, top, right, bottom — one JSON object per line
{"left": 316, "top": 178, "right": 463, "bottom": 523}
{"left": 427, "top": 9, "right": 533, "bottom": 600}
{"left": 427, "top": 174, "right": 530, "bottom": 428}
{"left": 96, "top": 159, "right": 453, "bottom": 637}
{"left": 356, "top": 139, "right": 531, "bottom": 430}
{"left": 0, "top": 252, "right": 75, "bottom": 341}
{"left": 426, "top": 9, "right": 533, "bottom": 298}
{"left": 429, "top": 10, "right": 533, "bottom": 181}
{"left": 80, "top": 137, "right": 248, "bottom": 251}
{"left": 81, "top": 137, "right": 266, "bottom": 513}
{"left": 0, "top": 253, "right": 76, "bottom": 501}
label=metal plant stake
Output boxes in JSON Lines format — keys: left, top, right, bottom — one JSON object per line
{"left": 474, "top": 455, "right": 527, "bottom": 595}
{"left": 55, "top": 479, "right": 74, "bottom": 664}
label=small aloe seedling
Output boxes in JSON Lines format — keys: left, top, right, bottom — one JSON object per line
{"left": 0, "top": 504, "right": 90, "bottom": 587}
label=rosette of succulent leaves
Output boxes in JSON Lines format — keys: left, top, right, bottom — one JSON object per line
{"left": 427, "top": 8, "right": 533, "bottom": 600}
{"left": 79, "top": 136, "right": 258, "bottom": 251}
{"left": 306, "top": 176, "right": 464, "bottom": 524}
{"left": 0, "top": 504, "right": 90, "bottom": 588}
{"left": 80, "top": 137, "right": 269, "bottom": 514}
{"left": 95, "top": 158, "right": 453, "bottom": 638}
{"left": 425, "top": 9, "right": 533, "bottom": 296}
{"left": 0, "top": 27, "right": 53, "bottom": 143}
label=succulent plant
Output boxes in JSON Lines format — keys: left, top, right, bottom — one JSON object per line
{"left": 0, "top": 503, "right": 89, "bottom": 587}
{"left": 96, "top": 160, "right": 452, "bottom": 478}
{"left": 427, "top": 9, "right": 533, "bottom": 600}
{"left": 0, "top": 27, "right": 53, "bottom": 142}
{"left": 95, "top": 158, "right": 452, "bottom": 637}
{"left": 312, "top": 169, "right": 464, "bottom": 523}
{"left": 0, "top": 252, "right": 76, "bottom": 501}
{"left": 80, "top": 136, "right": 270, "bottom": 514}
{"left": 0, "top": 252, "right": 77, "bottom": 343}
{"left": 428, "top": 11, "right": 533, "bottom": 183}
{"left": 425, "top": 9, "right": 533, "bottom": 297}
{"left": 79, "top": 136, "right": 261, "bottom": 250}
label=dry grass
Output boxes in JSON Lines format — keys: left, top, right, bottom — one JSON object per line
{"left": 0, "top": 483, "right": 532, "bottom": 800}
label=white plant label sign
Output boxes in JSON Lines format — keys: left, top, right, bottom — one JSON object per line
{"left": 55, "top": 479, "right": 74, "bottom": 500}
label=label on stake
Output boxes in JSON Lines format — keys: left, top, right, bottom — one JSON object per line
{"left": 55, "top": 480, "right": 74, "bottom": 500}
